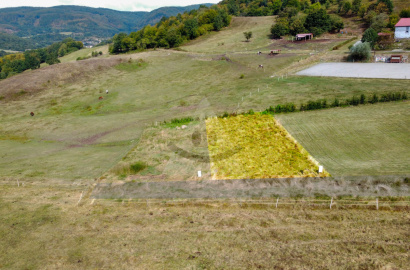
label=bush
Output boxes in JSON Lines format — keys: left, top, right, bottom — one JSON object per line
{"left": 360, "top": 94, "right": 366, "bottom": 104}
{"left": 361, "top": 28, "right": 378, "bottom": 49}
{"left": 271, "top": 22, "right": 289, "bottom": 38}
{"left": 76, "top": 56, "right": 91, "bottom": 61}
{"left": 130, "top": 162, "right": 147, "bottom": 174}
{"left": 331, "top": 98, "right": 340, "bottom": 107}
{"left": 345, "top": 96, "right": 360, "bottom": 106}
{"left": 239, "top": 74, "right": 245, "bottom": 79}
{"left": 170, "top": 117, "right": 194, "bottom": 124}
{"left": 400, "top": 8, "right": 410, "bottom": 18}
{"left": 262, "top": 103, "right": 296, "bottom": 114}
{"left": 348, "top": 42, "right": 371, "bottom": 62}
{"left": 369, "top": 93, "right": 379, "bottom": 104}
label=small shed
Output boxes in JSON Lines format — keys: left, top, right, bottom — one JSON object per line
{"left": 390, "top": 55, "right": 402, "bottom": 63}
{"left": 394, "top": 18, "right": 410, "bottom": 39}
{"left": 295, "top": 33, "right": 313, "bottom": 41}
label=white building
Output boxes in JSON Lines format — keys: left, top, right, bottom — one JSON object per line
{"left": 395, "top": 18, "right": 410, "bottom": 39}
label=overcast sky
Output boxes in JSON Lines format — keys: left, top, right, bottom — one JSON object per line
{"left": 0, "top": 0, "right": 220, "bottom": 12}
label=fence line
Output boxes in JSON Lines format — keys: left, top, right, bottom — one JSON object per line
{"left": 103, "top": 198, "right": 410, "bottom": 209}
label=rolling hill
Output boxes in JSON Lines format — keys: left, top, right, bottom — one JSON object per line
{"left": 0, "top": 4, "right": 213, "bottom": 49}
{"left": 0, "top": 12, "right": 409, "bottom": 269}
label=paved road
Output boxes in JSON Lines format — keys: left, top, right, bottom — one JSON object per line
{"left": 297, "top": 63, "right": 410, "bottom": 80}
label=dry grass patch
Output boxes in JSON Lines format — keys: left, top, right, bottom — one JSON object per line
{"left": 103, "top": 120, "right": 212, "bottom": 182}
{"left": 0, "top": 56, "right": 126, "bottom": 102}
{"left": 1, "top": 183, "right": 409, "bottom": 270}
{"left": 206, "top": 114, "right": 329, "bottom": 180}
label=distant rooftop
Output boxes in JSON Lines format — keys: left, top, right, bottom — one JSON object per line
{"left": 395, "top": 18, "right": 410, "bottom": 27}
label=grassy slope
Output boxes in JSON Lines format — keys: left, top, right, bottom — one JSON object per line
{"left": 0, "top": 16, "right": 409, "bottom": 181}
{"left": 0, "top": 15, "right": 409, "bottom": 270}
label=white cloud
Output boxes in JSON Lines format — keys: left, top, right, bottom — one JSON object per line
{"left": 0, "top": 0, "right": 220, "bottom": 11}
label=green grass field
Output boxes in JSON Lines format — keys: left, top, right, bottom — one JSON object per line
{"left": 277, "top": 101, "right": 410, "bottom": 176}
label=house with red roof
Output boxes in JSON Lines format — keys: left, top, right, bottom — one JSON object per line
{"left": 395, "top": 18, "right": 410, "bottom": 39}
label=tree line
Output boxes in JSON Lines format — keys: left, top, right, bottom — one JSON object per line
{"left": 0, "top": 38, "right": 83, "bottom": 79}
{"left": 109, "top": 6, "right": 231, "bottom": 53}
{"left": 271, "top": 2, "right": 344, "bottom": 38}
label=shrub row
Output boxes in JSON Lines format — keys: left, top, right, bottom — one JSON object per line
{"left": 216, "top": 92, "right": 407, "bottom": 119}
{"left": 163, "top": 92, "right": 407, "bottom": 122}
{"left": 300, "top": 92, "right": 407, "bottom": 111}
{"left": 262, "top": 103, "right": 296, "bottom": 114}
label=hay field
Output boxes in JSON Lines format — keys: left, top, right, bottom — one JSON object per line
{"left": 206, "top": 114, "right": 329, "bottom": 179}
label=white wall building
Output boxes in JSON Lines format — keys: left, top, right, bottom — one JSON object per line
{"left": 395, "top": 18, "right": 410, "bottom": 39}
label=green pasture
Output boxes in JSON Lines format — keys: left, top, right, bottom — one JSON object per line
{"left": 277, "top": 101, "right": 410, "bottom": 176}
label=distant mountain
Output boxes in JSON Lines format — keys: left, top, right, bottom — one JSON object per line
{"left": 0, "top": 4, "right": 213, "bottom": 50}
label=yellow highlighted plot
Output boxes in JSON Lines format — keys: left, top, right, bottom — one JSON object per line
{"left": 206, "top": 114, "right": 329, "bottom": 180}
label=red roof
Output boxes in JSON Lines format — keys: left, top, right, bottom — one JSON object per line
{"left": 395, "top": 18, "right": 410, "bottom": 27}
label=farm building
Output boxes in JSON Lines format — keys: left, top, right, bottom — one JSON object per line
{"left": 394, "top": 18, "right": 410, "bottom": 39}
{"left": 295, "top": 33, "right": 313, "bottom": 41}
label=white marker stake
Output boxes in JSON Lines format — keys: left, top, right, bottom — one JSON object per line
{"left": 376, "top": 198, "right": 379, "bottom": 210}
{"left": 258, "top": 88, "right": 260, "bottom": 92}
{"left": 330, "top": 197, "right": 333, "bottom": 209}
{"left": 276, "top": 198, "right": 279, "bottom": 208}
{"left": 77, "top": 191, "right": 84, "bottom": 206}
{"left": 319, "top": 166, "right": 323, "bottom": 173}
{"left": 197, "top": 171, "right": 202, "bottom": 178}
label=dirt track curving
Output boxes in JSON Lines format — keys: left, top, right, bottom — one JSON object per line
{"left": 297, "top": 62, "right": 410, "bottom": 79}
